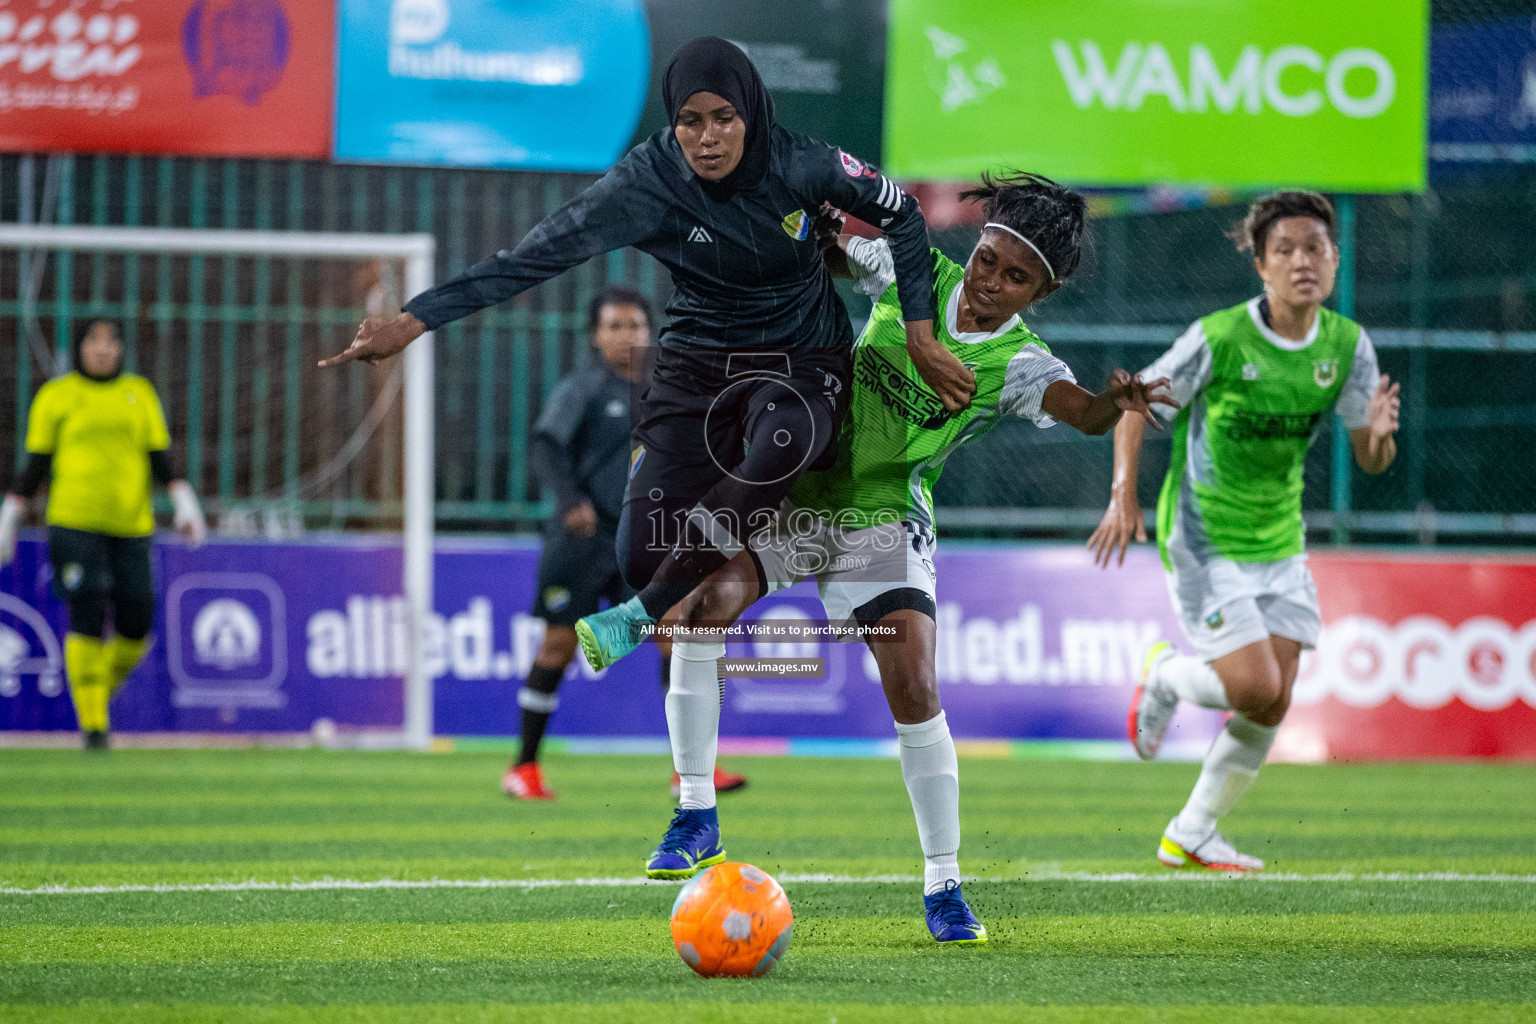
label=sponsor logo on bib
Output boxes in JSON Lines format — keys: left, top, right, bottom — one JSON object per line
{"left": 1313, "top": 358, "right": 1338, "bottom": 388}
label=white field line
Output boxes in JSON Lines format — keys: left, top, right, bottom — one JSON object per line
{"left": 3, "top": 871, "right": 1535, "bottom": 897}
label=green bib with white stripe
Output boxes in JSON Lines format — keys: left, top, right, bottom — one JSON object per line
{"left": 789, "top": 249, "right": 1048, "bottom": 530}
{"left": 1157, "top": 301, "right": 1361, "bottom": 568}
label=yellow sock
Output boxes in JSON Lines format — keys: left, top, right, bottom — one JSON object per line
{"left": 65, "top": 633, "right": 111, "bottom": 733}
{"left": 106, "top": 635, "right": 150, "bottom": 695}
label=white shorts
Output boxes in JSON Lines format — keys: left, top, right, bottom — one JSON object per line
{"left": 1166, "top": 553, "right": 1322, "bottom": 662}
{"left": 750, "top": 503, "right": 937, "bottom": 639}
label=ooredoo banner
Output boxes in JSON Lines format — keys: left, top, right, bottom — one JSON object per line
{"left": 1, "top": 537, "right": 1532, "bottom": 760}
{"left": 0, "top": 0, "right": 333, "bottom": 158}
{"left": 1287, "top": 552, "right": 1536, "bottom": 760}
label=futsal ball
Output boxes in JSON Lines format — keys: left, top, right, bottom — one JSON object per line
{"left": 669, "top": 862, "right": 793, "bottom": 978}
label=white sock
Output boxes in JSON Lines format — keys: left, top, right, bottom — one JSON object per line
{"left": 668, "top": 641, "right": 724, "bottom": 810}
{"left": 895, "top": 711, "right": 961, "bottom": 896}
{"left": 1155, "top": 654, "right": 1232, "bottom": 710}
{"left": 1174, "top": 714, "right": 1278, "bottom": 838}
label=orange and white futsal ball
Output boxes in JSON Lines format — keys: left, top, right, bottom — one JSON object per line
{"left": 668, "top": 861, "right": 794, "bottom": 977}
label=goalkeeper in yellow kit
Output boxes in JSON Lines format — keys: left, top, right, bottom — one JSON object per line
{"left": 0, "top": 319, "right": 207, "bottom": 749}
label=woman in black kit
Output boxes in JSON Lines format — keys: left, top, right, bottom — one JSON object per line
{"left": 322, "top": 38, "right": 974, "bottom": 670}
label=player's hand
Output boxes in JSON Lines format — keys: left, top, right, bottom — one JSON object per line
{"left": 319, "top": 311, "right": 426, "bottom": 368}
{"left": 1367, "top": 373, "right": 1400, "bottom": 439}
{"left": 1087, "top": 489, "right": 1146, "bottom": 569}
{"left": 563, "top": 500, "right": 597, "bottom": 538}
{"left": 0, "top": 494, "right": 23, "bottom": 568}
{"left": 906, "top": 320, "right": 975, "bottom": 413}
{"left": 1108, "top": 370, "right": 1178, "bottom": 430}
{"left": 812, "top": 205, "right": 845, "bottom": 251}
{"left": 168, "top": 481, "right": 207, "bottom": 549}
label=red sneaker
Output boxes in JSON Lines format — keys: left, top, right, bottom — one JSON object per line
{"left": 502, "top": 761, "right": 556, "bottom": 801}
{"left": 669, "top": 765, "right": 750, "bottom": 798}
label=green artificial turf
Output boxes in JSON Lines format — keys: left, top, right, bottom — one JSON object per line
{"left": 1, "top": 749, "right": 1532, "bottom": 1021}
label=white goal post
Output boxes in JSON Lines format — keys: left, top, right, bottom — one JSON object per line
{"left": 0, "top": 224, "right": 438, "bottom": 751}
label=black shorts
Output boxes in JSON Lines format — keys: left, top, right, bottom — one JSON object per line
{"left": 619, "top": 345, "right": 852, "bottom": 586}
{"left": 47, "top": 527, "right": 154, "bottom": 605}
{"left": 532, "top": 525, "right": 632, "bottom": 628}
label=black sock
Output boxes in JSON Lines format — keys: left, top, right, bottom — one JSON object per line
{"left": 516, "top": 663, "right": 564, "bottom": 766}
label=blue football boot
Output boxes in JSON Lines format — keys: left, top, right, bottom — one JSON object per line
{"left": 923, "top": 879, "right": 988, "bottom": 945}
{"left": 645, "top": 806, "right": 726, "bottom": 880}
{"left": 575, "top": 596, "right": 653, "bottom": 670}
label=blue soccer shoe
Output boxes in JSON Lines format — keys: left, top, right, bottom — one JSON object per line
{"left": 575, "top": 596, "right": 652, "bottom": 670}
{"left": 645, "top": 806, "right": 727, "bottom": 880}
{"left": 923, "top": 879, "right": 988, "bottom": 945}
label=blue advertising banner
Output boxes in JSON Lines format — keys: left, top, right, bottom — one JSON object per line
{"left": 1430, "top": 15, "right": 1536, "bottom": 162}
{"left": 0, "top": 535, "right": 1221, "bottom": 748}
{"left": 334, "top": 0, "right": 649, "bottom": 169}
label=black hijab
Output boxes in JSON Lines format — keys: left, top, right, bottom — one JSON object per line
{"left": 661, "top": 37, "right": 774, "bottom": 194}
{"left": 73, "top": 318, "right": 124, "bottom": 382}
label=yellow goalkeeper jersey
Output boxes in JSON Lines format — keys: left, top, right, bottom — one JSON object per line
{"left": 25, "top": 372, "right": 171, "bottom": 538}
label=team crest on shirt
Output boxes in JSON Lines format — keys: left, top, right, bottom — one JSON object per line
{"left": 1242, "top": 363, "right": 1260, "bottom": 381}
{"left": 543, "top": 587, "right": 571, "bottom": 612}
{"left": 61, "top": 563, "right": 84, "bottom": 592}
{"left": 781, "top": 209, "right": 811, "bottom": 240}
{"left": 1312, "top": 359, "right": 1338, "bottom": 388}
{"left": 1204, "top": 609, "right": 1225, "bottom": 630}
{"left": 839, "top": 151, "right": 866, "bottom": 177}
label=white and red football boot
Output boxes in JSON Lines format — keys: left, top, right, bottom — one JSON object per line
{"left": 502, "top": 761, "right": 556, "bottom": 801}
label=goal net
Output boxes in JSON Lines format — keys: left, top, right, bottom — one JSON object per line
{"left": 0, "top": 224, "right": 436, "bottom": 749}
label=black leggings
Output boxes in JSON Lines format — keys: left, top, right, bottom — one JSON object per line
{"left": 47, "top": 527, "right": 155, "bottom": 639}
{"left": 618, "top": 347, "right": 850, "bottom": 592}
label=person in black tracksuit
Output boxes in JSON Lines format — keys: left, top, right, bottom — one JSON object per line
{"left": 503, "top": 286, "right": 750, "bottom": 800}
{"left": 321, "top": 38, "right": 975, "bottom": 645}
{"left": 502, "top": 285, "right": 643, "bottom": 799}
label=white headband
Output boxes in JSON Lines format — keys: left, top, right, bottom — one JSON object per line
{"left": 984, "top": 222, "right": 1055, "bottom": 281}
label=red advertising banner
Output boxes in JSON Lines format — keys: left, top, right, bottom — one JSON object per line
{"left": 0, "top": 0, "right": 333, "bottom": 158}
{"left": 1280, "top": 552, "right": 1536, "bottom": 761}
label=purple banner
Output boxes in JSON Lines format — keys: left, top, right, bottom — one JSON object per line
{"left": 0, "top": 533, "right": 1221, "bottom": 744}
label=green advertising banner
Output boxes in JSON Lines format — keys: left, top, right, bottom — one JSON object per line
{"left": 884, "top": 0, "right": 1427, "bottom": 191}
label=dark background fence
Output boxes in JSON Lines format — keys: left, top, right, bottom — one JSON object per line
{"left": 1, "top": 2, "right": 1533, "bottom": 543}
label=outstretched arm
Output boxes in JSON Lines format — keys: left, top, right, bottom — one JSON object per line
{"left": 1042, "top": 371, "right": 1176, "bottom": 437}
{"left": 1088, "top": 412, "right": 1151, "bottom": 568}
{"left": 322, "top": 160, "right": 654, "bottom": 367}
{"left": 1086, "top": 323, "right": 1209, "bottom": 568}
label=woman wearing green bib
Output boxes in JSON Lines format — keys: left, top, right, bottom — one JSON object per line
{"left": 648, "top": 173, "right": 1172, "bottom": 942}
{"left": 1090, "top": 192, "right": 1400, "bottom": 872}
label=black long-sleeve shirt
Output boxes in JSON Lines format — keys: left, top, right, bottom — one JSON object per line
{"left": 405, "top": 126, "right": 934, "bottom": 351}
{"left": 529, "top": 362, "right": 633, "bottom": 528}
